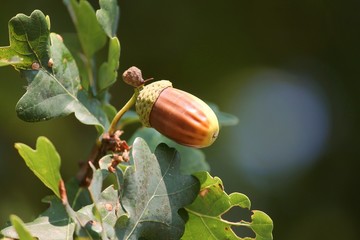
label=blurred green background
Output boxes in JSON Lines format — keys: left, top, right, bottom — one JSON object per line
{"left": 0, "top": 0, "right": 359, "bottom": 239}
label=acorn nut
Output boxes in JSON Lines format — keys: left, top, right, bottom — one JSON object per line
{"left": 135, "top": 80, "right": 219, "bottom": 148}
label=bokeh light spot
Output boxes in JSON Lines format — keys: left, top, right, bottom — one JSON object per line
{"left": 230, "top": 69, "right": 330, "bottom": 187}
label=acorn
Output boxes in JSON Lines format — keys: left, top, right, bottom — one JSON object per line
{"left": 135, "top": 80, "right": 219, "bottom": 148}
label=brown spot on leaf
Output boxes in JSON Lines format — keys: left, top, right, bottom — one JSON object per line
{"left": 105, "top": 203, "right": 113, "bottom": 211}
{"left": 199, "top": 188, "right": 210, "bottom": 197}
{"left": 48, "top": 58, "right": 54, "bottom": 68}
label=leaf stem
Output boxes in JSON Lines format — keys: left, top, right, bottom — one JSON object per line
{"left": 108, "top": 92, "right": 138, "bottom": 134}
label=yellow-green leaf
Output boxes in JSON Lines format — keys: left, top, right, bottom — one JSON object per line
{"left": 15, "top": 137, "right": 62, "bottom": 198}
{"left": 98, "top": 37, "right": 120, "bottom": 92}
{"left": 9, "top": 215, "right": 34, "bottom": 240}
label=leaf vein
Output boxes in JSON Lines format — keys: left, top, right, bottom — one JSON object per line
{"left": 125, "top": 149, "right": 177, "bottom": 239}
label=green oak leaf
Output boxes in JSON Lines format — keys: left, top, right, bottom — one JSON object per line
{"left": 58, "top": 34, "right": 116, "bottom": 129}
{"left": 0, "top": 10, "right": 50, "bottom": 70}
{"left": 0, "top": 10, "right": 104, "bottom": 130}
{"left": 87, "top": 162, "right": 107, "bottom": 203}
{"left": 63, "top": 0, "right": 107, "bottom": 58}
{"left": 0, "top": 55, "right": 22, "bottom": 67}
{"left": 96, "top": 0, "right": 120, "bottom": 38}
{"left": 59, "top": 32, "right": 96, "bottom": 96}
{"left": 65, "top": 178, "right": 92, "bottom": 211}
{"left": 116, "top": 138, "right": 200, "bottom": 240}
{"left": 1, "top": 196, "right": 75, "bottom": 240}
{"left": 15, "top": 32, "right": 103, "bottom": 131}
{"left": 77, "top": 89, "right": 110, "bottom": 131}
{"left": 98, "top": 154, "right": 127, "bottom": 196}
{"left": 74, "top": 163, "right": 119, "bottom": 239}
{"left": 98, "top": 37, "right": 120, "bottom": 92}
{"left": 95, "top": 186, "right": 119, "bottom": 229}
{"left": 183, "top": 172, "right": 273, "bottom": 240}
{"left": 63, "top": 165, "right": 118, "bottom": 239}
{"left": 61, "top": 32, "right": 91, "bottom": 91}
{"left": 9, "top": 215, "right": 34, "bottom": 240}
{"left": 15, "top": 137, "right": 62, "bottom": 198}
{"left": 102, "top": 103, "right": 118, "bottom": 123}
{"left": 129, "top": 127, "right": 210, "bottom": 175}
{"left": 249, "top": 211, "right": 274, "bottom": 240}
{"left": 75, "top": 185, "right": 119, "bottom": 239}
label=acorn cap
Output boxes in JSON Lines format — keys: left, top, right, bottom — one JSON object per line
{"left": 135, "top": 80, "right": 173, "bottom": 127}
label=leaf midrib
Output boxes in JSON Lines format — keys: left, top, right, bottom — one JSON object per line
{"left": 125, "top": 150, "right": 176, "bottom": 239}
{"left": 21, "top": 68, "right": 84, "bottom": 114}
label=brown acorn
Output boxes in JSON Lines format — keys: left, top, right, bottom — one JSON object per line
{"left": 135, "top": 80, "right": 219, "bottom": 148}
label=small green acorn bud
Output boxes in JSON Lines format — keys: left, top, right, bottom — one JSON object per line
{"left": 135, "top": 80, "right": 219, "bottom": 148}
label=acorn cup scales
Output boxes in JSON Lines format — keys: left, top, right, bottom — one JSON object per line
{"left": 135, "top": 80, "right": 219, "bottom": 148}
